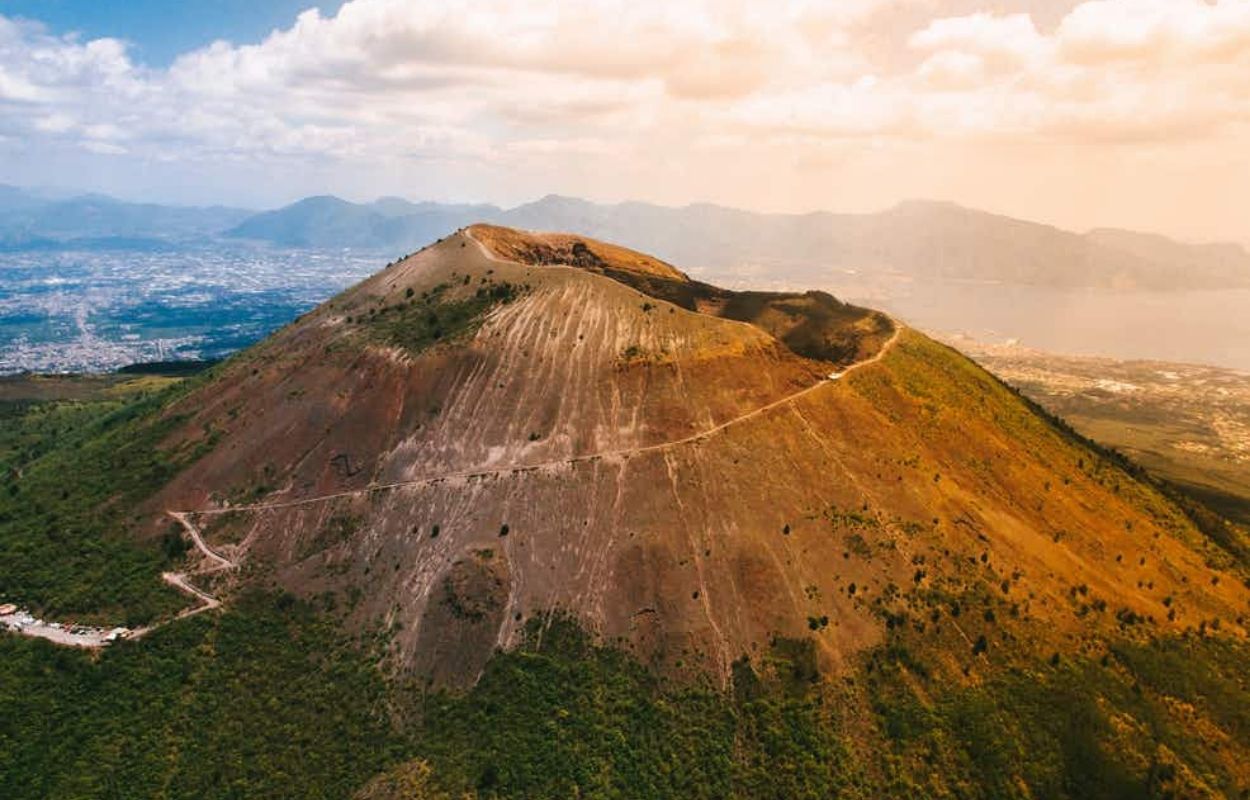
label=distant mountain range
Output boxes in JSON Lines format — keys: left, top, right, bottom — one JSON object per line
{"left": 3, "top": 184, "right": 1248, "bottom": 290}
{"left": 224, "top": 195, "right": 499, "bottom": 250}
{"left": 0, "top": 185, "right": 250, "bottom": 250}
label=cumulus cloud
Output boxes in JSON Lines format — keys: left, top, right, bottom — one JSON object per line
{"left": 1, "top": 0, "right": 1249, "bottom": 227}
{"left": 910, "top": 12, "right": 1048, "bottom": 65}
{"left": 0, "top": 0, "right": 889, "bottom": 173}
{"left": 903, "top": 0, "right": 1250, "bottom": 141}
{"left": 1058, "top": 0, "right": 1250, "bottom": 65}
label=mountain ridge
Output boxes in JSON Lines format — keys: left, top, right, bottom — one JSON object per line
{"left": 0, "top": 183, "right": 252, "bottom": 244}
{"left": 2, "top": 183, "right": 1246, "bottom": 290}
{"left": 226, "top": 193, "right": 1250, "bottom": 290}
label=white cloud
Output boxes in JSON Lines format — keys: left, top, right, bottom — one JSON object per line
{"left": 81, "top": 140, "right": 126, "bottom": 155}
{"left": 909, "top": 12, "right": 1048, "bottom": 64}
{"left": 0, "top": 0, "right": 893, "bottom": 168}
{"left": 899, "top": 0, "right": 1250, "bottom": 142}
{"left": 5, "top": 0, "right": 1242, "bottom": 160}
{"left": 917, "top": 50, "right": 985, "bottom": 90}
{"left": 1057, "top": 0, "right": 1250, "bottom": 65}
{"left": 33, "top": 113, "right": 74, "bottom": 132}
{"left": 0, "top": 0, "right": 1248, "bottom": 237}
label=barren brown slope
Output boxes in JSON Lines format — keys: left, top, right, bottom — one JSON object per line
{"left": 470, "top": 223, "right": 895, "bottom": 367}
{"left": 135, "top": 226, "right": 1247, "bottom": 691}
{"left": 470, "top": 222, "right": 690, "bottom": 280}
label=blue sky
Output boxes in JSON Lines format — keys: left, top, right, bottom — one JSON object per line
{"left": 0, "top": 1, "right": 343, "bottom": 65}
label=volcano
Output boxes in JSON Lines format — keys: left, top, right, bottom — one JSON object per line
{"left": 124, "top": 224, "right": 1247, "bottom": 692}
{"left": 6, "top": 224, "right": 1250, "bottom": 798}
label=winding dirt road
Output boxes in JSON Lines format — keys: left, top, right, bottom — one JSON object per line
{"left": 156, "top": 511, "right": 236, "bottom": 616}
{"left": 1, "top": 513, "right": 235, "bottom": 648}
{"left": 160, "top": 571, "right": 221, "bottom": 617}
{"left": 168, "top": 510, "right": 234, "bottom": 571}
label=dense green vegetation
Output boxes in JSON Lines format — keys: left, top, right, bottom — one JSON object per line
{"left": 357, "top": 280, "right": 521, "bottom": 356}
{"left": 0, "top": 591, "right": 401, "bottom": 800}
{"left": 405, "top": 624, "right": 1250, "bottom": 800}
{"left": 0, "top": 376, "right": 219, "bottom": 624}
{"left": 413, "top": 620, "right": 867, "bottom": 800}
{"left": 0, "top": 607, "right": 870, "bottom": 800}
{"left": 3, "top": 580, "right": 1249, "bottom": 798}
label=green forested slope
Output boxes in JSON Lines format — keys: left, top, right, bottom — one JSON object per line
{"left": 2, "top": 380, "right": 1250, "bottom": 799}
